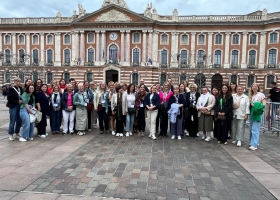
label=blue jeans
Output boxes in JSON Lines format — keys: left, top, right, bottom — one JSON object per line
{"left": 8, "top": 105, "right": 22, "bottom": 135}
{"left": 126, "top": 113, "right": 135, "bottom": 132}
{"left": 20, "top": 106, "right": 35, "bottom": 139}
{"left": 98, "top": 108, "right": 108, "bottom": 131}
{"left": 250, "top": 119, "right": 261, "bottom": 148}
{"left": 51, "top": 110, "right": 62, "bottom": 132}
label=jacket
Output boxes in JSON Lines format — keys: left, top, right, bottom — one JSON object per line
{"left": 20, "top": 92, "right": 35, "bottom": 108}
{"left": 50, "top": 93, "right": 62, "bottom": 111}
{"left": 111, "top": 93, "right": 128, "bottom": 115}
{"left": 196, "top": 94, "right": 216, "bottom": 117}
{"left": 168, "top": 103, "right": 180, "bottom": 123}
{"left": 94, "top": 90, "right": 108, "bottom": 110}
{"left": 215, "top": 95, "right": 233, "bottom": 120}
{"left": 251, "top": 102, "right": 265, "bottom": 122}
{"left": 105, "top": 90, "right": 115, "bottom": 112}
{"left": 144, "top": 93, "right": 160, "bottom": 110}
{"left": 73, "top": 91, "right": 88, "bottom": 110}
{"left": 6, "top": 86, "right": 24, "bottom": 109}
{"left": 159, "top": 91, "right": 173, "bottom": 104}
{"left": 186, "top": 92, "right": 200, "bottom": 108}
{"left": 61, "top": 92, "right": 76, "bottom": 111}
{"left": 232, "top": 94, "right": 250, "bottom": 119}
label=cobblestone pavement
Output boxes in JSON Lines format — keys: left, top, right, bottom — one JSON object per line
{"left": 24, "top": 131, "right": 276, "bottom": 200}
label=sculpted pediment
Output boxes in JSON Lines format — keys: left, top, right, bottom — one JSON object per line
{"left": 95, "top": 9, "right": 132, "bottom": 22}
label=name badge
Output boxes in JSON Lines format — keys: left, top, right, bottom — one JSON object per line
{"left": 140, "top": 103, "right": 144, "bottom": 107}
{"left": 101, "top": 100, "right": 105, "bottom": 104}
{"left": 150, "top": 104, "right": 153, "bottom": 107}
{"left": 54, "top": 103, "right": 58, "bottom": 107}
{"left": 131, "top": 105, "right": 135, "bottom": 108}
{"left": 85, "top": 99, "right": 89, "bottom": 103}
{"left": 84, "top": 103, "right": 87, "bottom": 106}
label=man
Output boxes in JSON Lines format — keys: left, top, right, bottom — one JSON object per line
{"left": 6, "top": 77, "right": 24, "bottom": 141}
{"left": 167, "top": 77, "right": 174, "bottom": 92}
{"left": 69, "top": 78, "right": 78, "bottom": 93}
{"left": 267, "top": 82, "right": 280, "bottom": 122}
{"left": 139, "top": 78, "right": 149, "bottom": 92}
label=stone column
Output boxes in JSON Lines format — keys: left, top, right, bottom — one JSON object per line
{"left": 171, "top": 31, "right": 179, "bottom": 67}
{"left": 148, "top": 30, "right": 153, "bottom": 63}
{"left": 101, "top": 30, "right": 106, "bottom": 63}
{"left": 12, "top": 33, "right": 16, "bottom": 65}
{"left": 207, "top": 32, "right": 213, "bottom": 65}
{"left": 259, "top": 31, "right": 266, "bottom": 69}
{"left": 241, "top": 31, "right": 248, "bottom": 69}
{"left": 25, "top": 33, "right": 30, "bottom": 65}
{"left": 0, "top": 33, "right": 2, "bottom": 64}
{"left": 75, "top": 31, "right": 79, "bottom": 63}
{"left": 54, "top": 32, "right": 61, "bottom": 66}
{"left": 95, "top": 31, "right": 100, "bottom": 64}
{"left": 152, "top": 31, "right": 159, "bottom": 66}
{"left": 142, "top": 30, "right": 147, "bottom": 64}
{"left": 120, "top": 30, "right": 125, "bottom": 63}
{"left": 80, "top": 31, "right": 85, "bottom": 65}
{"left": 190, "top": 32, "right": 196, "bottom": 68}
{"left": 224, "top": 32, "right": 231, "bottom": 68}
{"left": 40, "top": 32, "right": 44, "bottom": 66}
{"left": 125, "top": 30, "right": 131, "bottom": 66}
{"left": 71, "top": 31, "right": 76, "bottom": 66}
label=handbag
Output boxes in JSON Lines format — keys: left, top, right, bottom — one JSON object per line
{"left": 217, "top": 115, "right": 226, "bottom": 120}
{"left": 86, "top": 103, "right": 93, "bottom": 111}
{"left": 98, "top": 104, "right": 103, "bottom": 111}
{"left": 161, "top": 102, "right": 169, "bottom": 113}
{"left": 29, "top": 114, "right": 36, "bottom": 123}
{"left": 128, "top": 107, "right": 136, "bottom": 114}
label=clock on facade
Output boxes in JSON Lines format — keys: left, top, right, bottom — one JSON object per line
{"left": 109, "top": 32, "right": 118, "bottom": 41}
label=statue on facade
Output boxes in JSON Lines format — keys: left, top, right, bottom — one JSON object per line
{"left": 56, "top": 12, "right": 62, "bottom": 18}
{"left": 144, "top": 3, "right": 152, "bottom": 18}
{"left": 173, "top": 9, "right": 178, "bottom": 16}
{"left": 262, "top": 8, "right": 268, "bottom": 15}
{"left": 101, "top": 0, "right": 129, "bottom": 9}
{"left": 152, "top": 8, "right": 157, "bottom": 15}
{"left": 78, "top": 4, "right": 86, "bottom": 17}
{"left": 73, "top": 10, "right": 77, "bottom": 16}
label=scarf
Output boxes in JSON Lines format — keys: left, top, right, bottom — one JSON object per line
{"left": 117, "top": 94, "right": 123, "bottom": 121}
{"left": 200, "top": 92, "right": 210, "bottom": 107}
{"left": 60, "top": 84, "right": 66, "bottom": 89}
{"left": 52, "top": 92, "right": 60, "bottom": 103}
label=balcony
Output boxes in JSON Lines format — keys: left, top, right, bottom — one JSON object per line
{"left": 160, "top": 63, "right": 168, "bottom": 68}
{"left": 17, "top": 61, "right": 25, "bottom": 66}
{"left": 32, "top": 62, "right": 39, "bottom": 66}
{"left": 230, "top": 64, "right": 241, "bottom": 69}
{"left": 131, "top": 62, "right": 140, "bottom": 67}
{"left": 84, "top": 62, "right": 94, "bottom": 66}
{"left": 62, "top": 62, "right": 71, "bottom": 66}
{"left": 2, "top": 62, "right": 11, "bottom": 66}
{"left": 247, "top": 64, "right": 258, "bottom": 69}
{"left": 195, "top": 64, "right": 207, "bottom": 68}
{"left": 179, "top": 63, "right": 190, "bottom": 68}
{"left": 45, "top": 61, "right": 54, "bottom": 66}
{"left": 213, "top": 64, "right": 223, "bottom": 68}
{"left": 264, "top": 64, "right": 279, "bottom": 69}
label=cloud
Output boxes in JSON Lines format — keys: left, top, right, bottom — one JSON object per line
{"left": 0, "top": 0, "right": 279, "bottom": 17}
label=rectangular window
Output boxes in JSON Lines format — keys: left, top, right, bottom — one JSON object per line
{"left": 198, "top": 35, "right": 205, "bottom": 44}
{"left": 214, "top": 51, "right": 222, "bottom": 65}
{"left": 133, "top": 33, "right": 140, "bottom": 43}
{"left": 87, "top": 73, "right": 93, "bottom": 82}
{"left": 46, "top": 73, "right": 53, "bottom": 84}
{"left": 232, "top": 34, "right": 239, "bottom": 44}
{"left": 132, "top": 73, "right": 139, "bottom": 86}
{"left": 180, "top": 50, "right": 188, "bottom": 64}
{"left": 161, "top": 50, "right": 167, "bottom": 65}
{"left": 33, "top": 50, "right": 39, "bottom": 64}
{"left": 215, "top": 34, "right": 222, "bottom": 44}
{"left": 88, "top": 49, "right": 94, "bottom": 62}
{"left": 133, "top": 49, "right": 140, "bottom": 65}
{"left": 33, "top": 35, "right": 39, "bottom": 44}
{"left": 88, "top": 33, "right": 94, "bottom": 43}
{"left": 247, "top": 75, "right": 255, "bottom": 88}
{"left": 268, "top": 49, "right": 277, "bottom": 65}
{"left": 161, "top": 34, "right": 168, "bottom": 43}
{"left": 181, "top": 35, "right": 188, "bottom": 44}
{"left": 248, "top": 51, "right": 256, "bottom": 66}
{"left": 250, "top": 34, "right": 257, "bottom": 44}
{"left": 270, "top": 33, "right": 278, "bottom": 44}
{"left": 47, "top": 35, "right": 53, "bottom": 44}
{"left": 5, "top": 35, "right": 10, "bottom": 44}
{"left": 231, "top": 51, "right": 239, "bottom": 65}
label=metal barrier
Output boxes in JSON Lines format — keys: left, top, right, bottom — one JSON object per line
{"left": 260, "top": 102, "right": 280, "bottom": 137}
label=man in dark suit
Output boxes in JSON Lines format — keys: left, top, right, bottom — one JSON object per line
{"left": 168, "top": 77, "right": 174, "bottom": 92}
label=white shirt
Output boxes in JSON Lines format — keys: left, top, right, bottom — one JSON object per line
{"left": 127, "top": 93, "right": 135, "bottom": 108}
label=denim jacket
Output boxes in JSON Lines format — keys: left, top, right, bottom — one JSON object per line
{"left": 73, "top": 91, "right": 88, "bottom": 110}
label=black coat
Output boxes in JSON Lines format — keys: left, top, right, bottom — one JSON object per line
{"left": 168, "top": 94, "right": 187, "bottom": 118}
{"left": 215, "top": 95, "right": 233, "bottom": 120}
{"left": 6, "top": 86, "right": 24, "bottom": 109}
{"left": 186, "top": 92, "right": 200, "bottom": 108}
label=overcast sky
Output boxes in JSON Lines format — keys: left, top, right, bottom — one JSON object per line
{"left": 0, "top": 0, "right": 279, "bottom": 18}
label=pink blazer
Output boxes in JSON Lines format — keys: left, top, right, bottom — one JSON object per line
{"left": 159, "top": 91, "right": 173, "bottom": 104}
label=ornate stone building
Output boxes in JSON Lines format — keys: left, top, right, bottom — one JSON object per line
{"left": 0, "top": 0, "right": 280, "bottom": 91}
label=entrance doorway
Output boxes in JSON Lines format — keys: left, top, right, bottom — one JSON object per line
{"left": 106, "top": 70, "right": 119, "bottom": 84}
{"left": 211, "top": 74, "right": 223, "bottom": 90}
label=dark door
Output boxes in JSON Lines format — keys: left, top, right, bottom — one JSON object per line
{"left": 211, "top": 74, "right": 223, "bottom": 90}
{"left": 106, "top": 70, "right": 119, "bottom": 84}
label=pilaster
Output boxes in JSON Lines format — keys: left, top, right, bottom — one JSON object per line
{"left": 142, "top": 30, "right": 147, "bottom": 65}
{"left": 259, "top": 31, "right": 267, "bottom": 69}
{"left": 71, "top": 31, "right": 76, "bottom": 66}
{"left": 171, "top": 31, "right": 179, "bottom": 68}
{"left": 120, "top": 30, "right": 125, "bottom": 63}
{"left": 241, "top": 31, "right": 248, "bottom": 69}
{"left": 39, "top": 32, "right": 44, "bottom": 66}
{"left": 25, "top": 32, "right": 30, "bottom": 65}
{"left": 124, "top": 30, "right": 130, "bottom": 66}
{"left": 152, "top": 31, "right": 159, "bottom": 67}
{"left": 80, "top": 31, "right": 85, "bottom": 66}
{"left": 54, "top": 32, "right": 61, "bottom": 66}
{"left": 224, "top": 31, "right": 231, "bottom": 68}
{"left": 190, "top": 32, "right": 196, "bottom": 68}
{"left": 95, "top": 31, "right": 100, "bottom": 64}
{"left": 148, "top": 30, "right": 153, "bottom": 64}
{"left": 101, "top": 30, "right": 106, "bottom": 64}
{"left": 75, "top": 31, "right": 79, "bottom": 63}
{"left": 0, "top": 33, "right": 2, "bottom": 64}
{"left": 207, "top": 32, "right": 213, "bottom": 65}
{"left": 12, "top": 33, "right": 16, "bottom": 65}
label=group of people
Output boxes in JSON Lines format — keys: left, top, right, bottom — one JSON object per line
{"left": 6, "top": 76, "right": 271, "bottom": 151}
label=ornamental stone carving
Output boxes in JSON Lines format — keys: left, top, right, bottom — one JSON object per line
{"left": 144, "top": 3, "right": 152, "bottom": 18}
{"left": 102, "top": 0, "right": 129, "bottom": 9}
{"left": 95, "top": 9, "right": 132, "bottom": 22}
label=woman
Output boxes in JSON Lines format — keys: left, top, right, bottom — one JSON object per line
{"left": 249, "top": 83, "right": 266, "bottom": 151}
{"left": 94, "top": 82, "right": 109, "bottom": 134}
{"left": 19, "top": 85, "right": 36, "bottom": 142}
{"left": 125, "top": 84, "right": 136, "bottom": 137}
{"left": 197, "top": 86, "right": 215, "bottom": 142}
{"left": 155, "top": 82, "right": 162, "bottom": 134}
{"left": 159, "top": 82, "right": 173, "bottom": 137}
{"left": 50, "top": 85, "right": 62, "bottom": 135}
{"left": 61, "top": 84, "right": 76, "bottom": 135}
{"left": 144, "top": 85, "right": 160, "bottom": 140}
{"left": 168, "top": 85, "right": 187, "bottom": 140}
{"left": 182, "top": 80, "right": 190, "bottom": 93}
{"left": 111, "top": 85, "right": 127, "bottom": 137}
{"left": 211, "top": 87, "right": 220, "bottom": 139}
{"left": 232, "top": 85, "right": 250, "bottom": 147}
{"left": 73, "top": 83, "right": 88, "bottom": 136}
{"left": 135, "top": 84, "right": 147, "bottom": 136}
{"left": 179, "top": 83, "right": 190, "bottom": 135}
{"left": 215, "top": 84, "right": 233, "bottom": 144}
{"left": 84, "top": 81, "right": 94, "bottom": 131}
{"left": 186, "top": 84, "right": 200, "bottom": 138}
{"left": 91, "top": 82, "right": 98, "bottom": 129}
{"left": 34, "top": 79, "right": 43, "bottom": 94}
{"left": 47, "top": 80, "right": 57, "bottom": 95}
{"left": 106, "top": 81, "right": 116, "bottom": 135}
{"left": 230, "top": 82, "right": 237, "bottom": 95}
{"left": 24, "top": 79, "right": 32, "bottom": 90}
{"left": 59, "top": 79, "right": 67, "bottom": 93}
{"left": 36, "top": 84, "right": 50, "bottom": 138}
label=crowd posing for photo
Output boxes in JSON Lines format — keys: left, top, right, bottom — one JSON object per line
{"left": 6, "top": 76, "right": 272, "bottom": 151}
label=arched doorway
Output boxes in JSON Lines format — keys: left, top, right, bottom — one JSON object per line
{"left": 212, "top": 74, "right": 223, "bottom": 90}
{"left": 106, "top": 70, "right": 118, "bottom": 84}
{"left": 194, "top": 73, "right": 206, "bottom": 92}
{"left": 108, "top": 44, "right": 118, "bottom": 64}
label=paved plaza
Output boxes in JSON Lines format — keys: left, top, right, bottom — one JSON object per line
{"left": 0, "top": 98, "right": 280, "bottom": 200}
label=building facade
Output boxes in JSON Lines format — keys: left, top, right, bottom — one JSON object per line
{"left": 0, "top": 0, "right": 280, "bottom": 91}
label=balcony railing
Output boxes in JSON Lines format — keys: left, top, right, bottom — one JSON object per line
{"left": 264, "top": 64, "right": 279, "bottom": 68}
{"left": 45, "top": 61, "right": 54, "bottom": 66}
{"left": 213, "top": 64, "right": 223, "bottom": 68}
{"left": 84, "top": 62, "right": 94, "bottom": 66}
{"left": 131, "top": 62, "right": 140, "bottom": 67}
{"left": 230, "top": 64, "right": 241, "bottom": 69}
{"left": 160, "top": 63, "right": 168, "bottom": 68}
{"left": 32, "top": 62, "right": 39, "bottom": 66}
{"left": 195, "top": 64, "right": 207, "bottom": 68}
{"left": 2, "top": 62, "right": 11, "bottom": 66}
{"left": 62, "top": 62, "right": 70, "bottom": 66}
{"left": 179, "top": 63, "right": 190, "bottom": 68}
{"left": 247, "top": 64, "right": 258, "bottom": 69}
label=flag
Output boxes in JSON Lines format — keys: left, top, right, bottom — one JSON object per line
{"left": 148, "top": 58, "right": 152, "bottom": 65}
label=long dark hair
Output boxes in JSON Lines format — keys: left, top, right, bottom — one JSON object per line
{"left": 25, "top": 85, "right": 35, "bottom": 95}
{"left": 39, "top": 84, "right": 49, "bottom": 92}
{"left": 211, "top": 86, "right": 220, "bottom": 97}
{"left": 127, "top": 84, "right": 135, "bottom": 94}
{"left": 230, "top": 82, "right": 237, "bottom": 94}
{"left": 221, "top": 84, "right": 231, "bottom": 98}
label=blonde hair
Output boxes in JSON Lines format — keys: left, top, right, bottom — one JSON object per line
{"left": 173, "top": 85, "right": 179, "bottom": 90}
{"left": 249, "top": 83, "right": 260, "bottom": 99}
{"left": 108, "top": 81, "right": 114, "bottom": 87}
{"left": 163, "top": 81, "right": 171, "bottom": 91}
{"left": 189, "top": 83, "right": 198, "bottom": 90}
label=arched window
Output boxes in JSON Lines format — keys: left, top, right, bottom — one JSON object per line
{"left": 180, "top": 74, "right": 187, "bottom": 83}
{"left": 19, "top": 49, "right": 25, "bottom": 63}
{"left": 268, "top": 49, "right": 277, "bottom": 65}
{"left": 88, "top": 48, "right": 94, "bottom": 63}
{"left": 231, "top": 75, "right": 238, "bottom": 83}
{"left": 266, "top": 75, "right": 275, "bottom": 88}
{"left": 33, "top": 71, "right": 38, "bottom": 81}
{"left": 64, "top": 49, "right": 70, "bottom": 64}
{"left": 161, "top": 33, "right": 168, "bottom": 43}
{"left": 133, "top": 33, "right": 140, "bottom": 43}
{"left": 4, "top": 35, "right": 10, "bottom": 44}
{"left": 180, "top": 50, "right": 188, "bottom": 65}
{"left": 19, "top": 72, "right": 24, "bottom": 83}
{"left": 248, "top": 50, "right": 256, "bottom": 66}
{"left": 47, "top": 35, "right": 53, "bottom": 44}
{"left": 5, "top": 49, "right": 11, "bottom": 63}
{"left": 197, "top": 50, "right": 205, "bottom": 65}
{"left": 64, "top": 34, "right": 70, "bottom": 44}
{"left": 87, "top": 33, "right": 94, "bottom": 43}
{"left": 108, "top": 44, "right": 118, "bottom": 64}
{"left": 250, "top": 34, "right": 257, "bottom": 44}
{"left": 5, "top": 71, "right": 11, "bottom": 83}
{"left": 181, "top": 34, "right": 188, "bottom": 44}
{"left": 247, "top": 75, "right": 255, "bottom": 88}
{"left": 214, "top": 50, "right": 222, "bottom": 67}
{"left": 195, "top": 73, "right": 206, "bottom": 90}
{"left": 133, "top": 48, "right": 140, "bottom": 65}
{"left": 231, "top": 50, "right": 239, "bottom": 65}
{"left": 47, "top": 49, "right": 53, "bottom": 63}
{"left": 215, "top": 34, "right": 222, "bottom": 45}
{"left": 232, "top": 34, "right": 239, "bottom": 44}
{"left": 160, "top": 74, "right": 167, "bottom": 85}
{"left": 198, "top": 34, "right": 205, "bottom": 44}
{"left": 86, "top": 72, "right": 93, "bottom": 82}
{"left": 46, "top": 72, "right": 53, "bottom": 84}
{"left": 161, "top": 49, "right": 168, "bottom": 66}
{"left": 270, "top": 32, "right": 278, "bottom": 44}
{"left": 18, "top": 34, "right": 24, "bottom": 44}
{"left": 33, "top": 49, "right": 39, "bottom": 64}
{"left": 64, "top": 72, "right": 70, "bottom": 83}
{"left": 131, "top": 73, "right": 139, "bottom": 86}
{"left": 32, "top": 35, "right": 39, "bottom": 44}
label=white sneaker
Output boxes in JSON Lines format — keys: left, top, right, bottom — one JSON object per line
{"left": 38, "top": 135, "right": 46, "bottom": 138}
{"left": 197, "top": 133, "right": 200, "bottom": 137}
{"left": 205, "top": 137, "right": 211, "bottom": 142}
{"left": 249, "top": 146, "right": 257, "bottom": 151}
{"left": 201, "top": 136, "right": 205, "bottom": 140}
{"left": 112, "top": 131, "right": 116, "bottom": 136}
{"left": 15, "top": 134, "right": 21, "bottom": 139}
{"left": 129, "top": 132, "right": 132, "bottom": 136}
{"left": 171, "top": 135, "right": 175, "bottom": 139}
{"left": 78, "top": 132, "right": 85, "bottom": 136}
{"left": 148, "top": 134, "right": 152, "bottom": 138}
{"left": 178, "top": 136, "right": 182, "bottom": 140}
{"left": 45, "top": 133, "right": 48, "bottom": 136}
{"left": 9, "top": 135, "right": 14, "bottom": 141}
{"left": 152, "top": 136, "right": 157, "bottom": 140}
{"left": 232, "top": 140, "right": 237, "bottom": 144}
{"left": 120, "top": 133, "right": 123, "bottom": 137}
{"left": 116, "top": 133, "right": 120, "bottom": 137}
{"left": 29, "top": 138, "right": 34, "bottom": 141}
{"left": 19, "top": 137, "right": 27, "bottom": 142}
{"left": 126, "top": 132, "right": 130, "bottom": 137}
{"left": 237, "top": 140, "right": 241, "bottom": 147}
